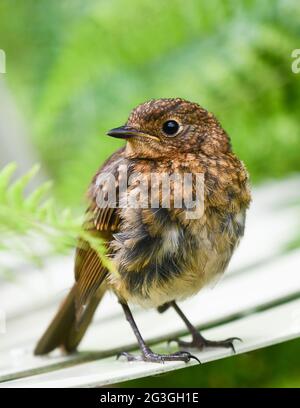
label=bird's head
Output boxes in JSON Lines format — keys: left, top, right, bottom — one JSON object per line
{"left": 107, "top": 98, "right": 231, "bottom": 159}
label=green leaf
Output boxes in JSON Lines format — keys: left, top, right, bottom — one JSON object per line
{"left": 0, "top": 162, "right": 17, "bottom": 203}
{"left": 7, "top": 164, "right": 40, "bottom": 208}
{"left": 25, "top": 180, "right": 53, "bottom": 211}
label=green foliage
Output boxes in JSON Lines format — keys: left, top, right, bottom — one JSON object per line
{"left": 0, "top": 163, "right": 109, "bottom": 272}
{"left": 1, "top": 0, "right": 299, "bottom": 206}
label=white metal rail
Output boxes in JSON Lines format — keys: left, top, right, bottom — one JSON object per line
{"left": 1, "top": 177, "right": 300, "bottom": 387}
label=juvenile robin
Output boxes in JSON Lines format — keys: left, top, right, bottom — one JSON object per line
{"left": 35, "top": 98, "right": 251, "bottom": 363}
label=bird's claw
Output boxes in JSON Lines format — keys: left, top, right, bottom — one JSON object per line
{"left": 169, "top": 335, "right": 242, "bottom": 353}
{"left": 117, "top": 349, "right": 200, "bottom": 364}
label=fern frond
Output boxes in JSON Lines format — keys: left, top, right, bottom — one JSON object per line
{"left": 0, "top": 164, "right": 111, "bottom": 276}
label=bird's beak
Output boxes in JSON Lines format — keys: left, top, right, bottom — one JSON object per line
{"left": 107, "top": 125, "right": 160, "bottom": 141}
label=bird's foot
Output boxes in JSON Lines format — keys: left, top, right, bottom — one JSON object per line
{"left": 117, "top": 348, "right": 200, "bottom": 364}
{"left": 169, "top": 334, "right": 241, "bottom": 353}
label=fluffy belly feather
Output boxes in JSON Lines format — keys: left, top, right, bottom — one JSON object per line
{"left": 110, "top": 208, "right": 245, "bottom": 307}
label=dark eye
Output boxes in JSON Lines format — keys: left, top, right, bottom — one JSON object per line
{"left": 162, "top": 120, "right": 179, "bottom": 136}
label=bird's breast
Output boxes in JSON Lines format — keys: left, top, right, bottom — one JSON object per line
{"left": 109, "top": 206, "right": 246, "bottom": 307}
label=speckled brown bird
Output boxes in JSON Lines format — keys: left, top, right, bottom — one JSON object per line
{"left": 35, "top": 98, "right": 251, "bottom": 363}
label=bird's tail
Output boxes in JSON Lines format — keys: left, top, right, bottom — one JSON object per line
{"left": 34, "top": 284, "right": 106, "bottom": 355}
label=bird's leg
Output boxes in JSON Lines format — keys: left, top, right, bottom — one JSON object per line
{"left": 157, "top": 302, "right": 171, "bottom": 314}
{"left": 168, "top": 301, "right": 241, "bottom": 353}
{"left": 117, "top": 301, "right": 200, "bottom": 364}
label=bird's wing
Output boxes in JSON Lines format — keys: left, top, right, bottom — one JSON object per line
{"left": 74, "top": 147, "right": 126, "bottom": 318}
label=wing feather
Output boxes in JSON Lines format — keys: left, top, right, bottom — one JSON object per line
{"left": 74, "top": 147, "right": 126, "bottom": 317}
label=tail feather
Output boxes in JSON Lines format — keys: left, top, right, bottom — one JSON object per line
{"left": 34, "top": 284, "right": 106, "bottom": 355}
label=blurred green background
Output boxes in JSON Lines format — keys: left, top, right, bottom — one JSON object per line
{"left": 0, "top": 0, "right": 299, "bottom": 387}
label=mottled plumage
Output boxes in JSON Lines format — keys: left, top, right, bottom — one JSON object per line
{"left": 35, "top": 98, "right": 251, "bottom": 362}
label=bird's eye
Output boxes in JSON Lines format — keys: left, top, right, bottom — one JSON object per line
{"left": 162, "top": 120, "right": 179, "bottom": 136}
